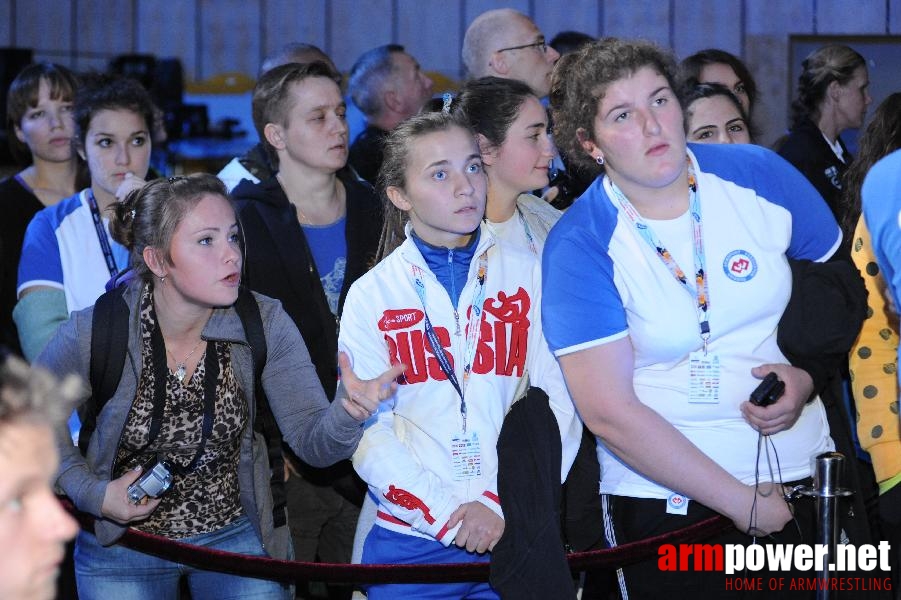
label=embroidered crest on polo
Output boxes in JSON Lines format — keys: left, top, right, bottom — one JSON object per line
{"left": 723, "top": 249, "right": 757, "bottom": 282}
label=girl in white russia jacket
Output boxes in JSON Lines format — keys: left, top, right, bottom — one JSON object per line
{"left": 337, "top": 111, "right": 581, "bottom": 599}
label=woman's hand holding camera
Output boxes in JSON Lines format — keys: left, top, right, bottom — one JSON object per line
{"left": 101, "top": 465, "right": 162, "bottom": 524}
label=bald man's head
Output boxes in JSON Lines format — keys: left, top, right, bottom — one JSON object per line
{"left": 462, "top": 9, "right": 523, "bottom": 78}
{"left": 462, "top": 9, "right": 559, "bottom": 97}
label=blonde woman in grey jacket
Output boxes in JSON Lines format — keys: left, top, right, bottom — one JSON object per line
{"left": 37, "top": 174, "right": 403, "bottom": 600}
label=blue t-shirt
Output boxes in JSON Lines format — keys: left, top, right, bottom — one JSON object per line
{"left": 861, "top": 149, "right": 901, "bottom": 388}
{"left": 303, "top": 217, "right": 347, "bottom": 315}
{"left": 862, "top": 149, "right": 901, "bottom": 310}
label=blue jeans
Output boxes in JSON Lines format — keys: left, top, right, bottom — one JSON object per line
{"left": 75, "top": 516, "right": 291, "bottom": 600}
{"left": 362, "top": 526, "right": 498, "bottom": 599}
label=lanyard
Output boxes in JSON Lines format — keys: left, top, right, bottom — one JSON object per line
{"left": 149, "top": 321, "right": 218, "bottom": 475}
{"left": 87, "top": 190, "right": 120, "bottom": 278}
{"left": 607, "top": 157, "right": 711, "bottom": 351}
{"left": 515, "top": 206, "right": 538, "bottom": 255}
{"left": 121, "top": 315, "right": 217, "bottom": 476}
{"left": 411, "top": 251, "right": 488, "bottom": 432}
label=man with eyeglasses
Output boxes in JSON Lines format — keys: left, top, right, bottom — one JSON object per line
{"left": 462, "top": 8, "right": 560, "bottom": 98}
{"left": 464, "top": 9, "right": 593, "bottom": 210}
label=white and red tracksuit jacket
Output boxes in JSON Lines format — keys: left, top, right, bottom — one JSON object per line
{"left": 339, "top": 223, "right": 582, "bottom": 546}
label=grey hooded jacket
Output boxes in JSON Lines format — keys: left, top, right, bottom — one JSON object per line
{"left": 38, "top": 283, "right": 364, "bottom": 559}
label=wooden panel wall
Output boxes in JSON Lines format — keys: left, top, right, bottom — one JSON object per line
{"left": 603, "top": 1, "right": 671, "bottom": 47}
{"left": 2, "top": 0, "right": 900, "bottom": 145}
{"left": 746, "top": 1, "right": 817, "bottom": 145}
{"left": 137, "top": 0, "right": 198, "bottom": 76}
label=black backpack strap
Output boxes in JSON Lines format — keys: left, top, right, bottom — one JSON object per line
{"left": 234, "top": 287, "right": 287, "bottom": 528}
{"left": 80, "top": 286, "right": 129, "bottom": 454}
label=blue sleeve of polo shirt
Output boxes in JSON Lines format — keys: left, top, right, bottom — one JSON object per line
{"left": 862, "top": 149, "right": 901, "bottom": 308}
{"left": 17, "top": 206, "right": 64, "bottom": 295}
{"left": 691, "top": 143, "right": 841, "bottom": 262}
{"left": 542, "top": 181, "right": 628, "bottom": 356}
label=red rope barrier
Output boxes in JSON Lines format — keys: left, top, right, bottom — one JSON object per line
{"left": 63, "top": 498, "right": 731, "bottom": 585}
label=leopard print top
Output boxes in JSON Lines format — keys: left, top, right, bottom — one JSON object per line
{"left": 114, "top": 285, "right": 247, "bottom": 538}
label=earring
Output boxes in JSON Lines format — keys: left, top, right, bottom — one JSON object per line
{"left": 596, "top": 155, "right": 605, "bottom": 166}
{"left": 159, "top": 275, "right": 166, "bottom": 282}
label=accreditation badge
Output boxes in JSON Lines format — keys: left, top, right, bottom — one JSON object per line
{"left": 666, "top": 492, "right": 690, "bottom": 515}
{"left": 688, "top": 350, "right": 721, "bottom": 403}
{"left": 451, "top": 431, "right": 482, "bottom": 481}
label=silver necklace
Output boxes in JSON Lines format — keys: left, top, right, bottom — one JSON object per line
{"left": 166, "top": 340, "right": 204, "bottom": 383}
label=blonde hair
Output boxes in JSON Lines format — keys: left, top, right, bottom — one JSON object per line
{"left": 0, "top": 353, "right": 82, "bottom": 429}
{"left": 109, "top": 174, "right": 231, "bottom": 283}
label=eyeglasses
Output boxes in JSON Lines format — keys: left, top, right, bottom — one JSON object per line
{"left": 496, "top": 39, "right": 548, "bottom": 54}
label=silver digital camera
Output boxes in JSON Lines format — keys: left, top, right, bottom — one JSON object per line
{"left": 127, "top": 457, "right": 174, "bottom": 504}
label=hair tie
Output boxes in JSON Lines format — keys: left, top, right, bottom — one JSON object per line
{"left": 129, "top": 209, "right": 136, "bottom": 219}
{"left": 442, "top": 92, "right": 453, "bottom": 115}
{"left": 168, "top": 176, "right": 185, "bottom": 184}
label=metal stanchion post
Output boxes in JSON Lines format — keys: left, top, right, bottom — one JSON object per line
{"left": 795, "top": 452, "right": 854, "bottom": 600}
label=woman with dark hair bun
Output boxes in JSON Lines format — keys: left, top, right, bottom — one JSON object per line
{"left": 0, "top": 63, "right": 81, "bottom": 356}
{"left": 777, "top": 44, "right": 871, "bottom": 224}
{"left": 452, "top": 76, "right": 560, "bottom": 256}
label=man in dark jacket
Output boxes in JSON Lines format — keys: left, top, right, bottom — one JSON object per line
{"left": 347, "top": 45, "right": 433, "bottom": 184}
{"left": 232, "top": 60, "right": 383, "bottom": 600}
{"left": 218, "top": 43, "right": 343, "bottom": 192}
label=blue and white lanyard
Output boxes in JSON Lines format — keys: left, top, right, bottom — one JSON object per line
{"left": 411, "top": 252, "right": 488, "bottom": 432}
{"left": 87, "top": 189, "right": 120, "bottom": 279}
{"left": 607, "top": 157, "right": 711, "bottom": 352}
{"left": 515, "top": 206, "right": 538, "bottom": 256}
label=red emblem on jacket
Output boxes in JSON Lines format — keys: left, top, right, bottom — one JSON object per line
{"left": 379, "top": 309, "right": 425, "bottom": 332}
{"left": 384, "top": 485, "right": 435, "bottom": 524}
{"left": 382, "top": 288, "right": 531, "bottom": 384}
